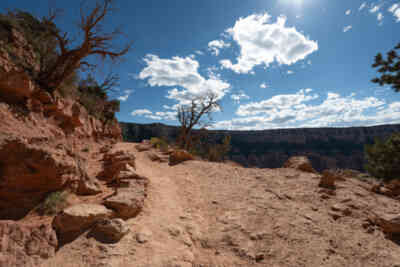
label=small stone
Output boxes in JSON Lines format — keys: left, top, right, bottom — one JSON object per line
{"left": 136, "top": 230, "right": 152, "bottom": 244}
{"left": 255, "top": 253, "right": 265, "bottom": 262}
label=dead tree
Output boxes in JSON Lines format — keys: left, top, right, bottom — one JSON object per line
{"left": 177, "top": 92, "right": 220, "bottom": 150}
{"left": 39, "top": 0, "right": 132, "bottom": 93}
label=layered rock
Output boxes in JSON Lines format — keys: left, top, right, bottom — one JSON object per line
{"left": 0, "top": 138, "right": 79, "bottom": 220}
{"left": 121, "top": 122, "right": 400, "bottom": 172}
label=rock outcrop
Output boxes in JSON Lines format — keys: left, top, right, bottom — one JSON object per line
{"left": 0, "top": 138, "right": 79, "bottom": 220}
{"left": 283, "top": 156, "right": 316, "bottom": 173}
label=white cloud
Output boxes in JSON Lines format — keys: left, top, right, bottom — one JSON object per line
{"left": 231, "top": 91, "right": 250, "bottom": 103}
{"left": 131, "top": 108, "right": 176, "bottom": 121}
{"left": 389, "top": 3, "right": 400, "bottom": 22}
{"left": 138, "top": 54, "right": 230, "bottom": 105}
{"left": 260, "top": 82, "right": 269, "bottom": 89}
{"left": 370, "top": 5, "right": 381, "bottom": 13}
{"left": 287, "top": 70, "right": 294, "bottom": 74}
{"left": 345, "top": 9, "right": 351, "bottom": 15}
{"left": 212, "top": 89, "right": 396, "bottom": 130}
{"left": 377, "top": 12, "right": 384, "bottom": 21}
{"left": 117, "top": 89, "right": 134, "bottom": 102}
{"left": 195, "top": 50, "right": 204, "bottom": 55}
{"left": 219, "top": 13, "right": 318, "bottom": 74}
{"left": 343, "top": 25, "right": 353, "bottom": 32}
{"left": 359, "top": 2, "right": 367, "bottom": 11}
{"left": 208, "top": 40, "right": 231, "bottom": 56}
{"left": 131, "top": 109, "right": 152, "bottom": 116}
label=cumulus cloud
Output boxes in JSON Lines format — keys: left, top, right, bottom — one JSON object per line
{"left": 345, "top": 9, "right": 351, "bottom": 15}
{"left": 138, "top": 54, "right": 230, "bottom": 105}
{"left": 117, "top": 89, "right": 134, "bottom": 102}
{"left": 131, "top": 109, "right": 153, "bottom": 116}
{"left": 208, "top": 40, "right": 231, "bottom": 56}
{"left": 359, "top": 2, "right": 367, "bottom": 11}
{"left": 231, "top": 91, "right": 250, "bottom": 103}
{"left": 219, "top": 13, "right": 318, "bottom": 74}
{"left": 377, "top": 12, "right": 384, "bottom": 21}
{"left": 260, "top": 82, "right": 269, "bottom": 89}
{"left": 211, "top": 89, "right": 397, "bottom": 130}
{"left": 370, "top": 5, "right": 381, "bottom": 13}
{"left": 195, "top": 50, "right": 204, "bottom": 55}
{"left": 389, "top": 3, "right": 400, "bottom": 22}
{"left": 343, "top": 25, "right": 352, "bottom": 32}
{"left": 131, "top": 108, "right": 176, "bottom": 121}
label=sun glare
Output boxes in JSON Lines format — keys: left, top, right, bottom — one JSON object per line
{"left": 281, "top": 0, "right": 304, "bottom": 7}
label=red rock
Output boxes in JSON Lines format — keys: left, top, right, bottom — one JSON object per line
{"left": 319, "top": 170, "right": 337, "bottom": 190}
{"left": 283, "top": 156, "right": 317, "bottom": 173}
{"left": 0, "top": 138, "right": 79, "bottom": 220}
{"left": 0, "top": 221, "right": 57, "bottom": 267}
{"left": 103, "top": 177, "right": 148, "bottom": 220}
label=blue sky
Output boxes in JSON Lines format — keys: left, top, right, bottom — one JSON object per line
{"left": 2, "top": 0, "right": 400, "bottom": 129}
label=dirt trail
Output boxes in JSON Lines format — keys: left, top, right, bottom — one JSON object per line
{"left": 43, "top": 142, "right": 400, "bottom": 267}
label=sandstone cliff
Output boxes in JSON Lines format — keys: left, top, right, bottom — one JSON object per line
{"left": 121, "top": 122, "right": 400, "bottom": 171}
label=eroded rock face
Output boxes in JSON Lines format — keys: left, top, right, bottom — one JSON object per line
{"left": 283, "top": 156, "right": 317, "bottom": 173}
{"left": 0, "top": 221, "right": 57, "bottom": 267}
{"left": 0, "top": 138, "right": 79, "bottom": 220}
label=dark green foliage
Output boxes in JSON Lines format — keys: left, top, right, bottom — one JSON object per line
{"left": 77, "top": 74, "right": 120, "bottom": 122}
{"left": 365, "top": 133, "right": 400, "bottom": 181}
{"left": 372, "top": 43, "right": 400, "bottom": 92}
{"left": 38, "top": 191, "right": 68, "bottom": 215}
{"left": 150, "top": 137, "right": 169, "bottom": 152}
{"left": 0, "top": 10, "right": 59, "bottom": 78}
{"left": 191, "top": 133, "right": 231, "bottom": 162}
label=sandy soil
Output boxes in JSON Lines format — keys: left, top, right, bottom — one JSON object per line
{"left": 41, "top": 142, "right": 400, "bottom": 267}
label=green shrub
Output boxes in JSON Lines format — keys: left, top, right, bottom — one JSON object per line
{"left": 365, "top": 132, "right": 400, "bottom": 181}
{"left": 38, "top": 191, "right": 68, "bottom": 215}
{"left": 150, "top": 137, "right": 169, "bottom": 152}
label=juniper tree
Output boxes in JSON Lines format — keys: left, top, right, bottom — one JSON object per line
{"left": 372, "top": 43, "right": 400, "bottom": 92}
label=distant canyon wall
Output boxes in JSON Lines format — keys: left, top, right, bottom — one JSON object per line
{"left": 120, "top": 122, "right": 400, "bottom": 172}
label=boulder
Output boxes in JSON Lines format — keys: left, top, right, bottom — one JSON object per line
{"left": 319, "top": 170, "right": 337, "bottom": 190}
{"left": 283, "top": 156, "right": 316, "bottom": 173}
{"left": 373, "top": 214, "right": 400, "bottom": 237}
{"left": 0, "top": 221, "right": 57, "bottom": 267}
{"left": 136, "top": 143, "right": 152, "bottom": 152}
{"left": 52, "top": 204, "right": 113, "bottom": 244}
{"left": 371, "top": 180, "right": 400, "bottom": 198}
{"left": 98, "top": 150, "right": 136, "bottom": 182}
{"left": 90, "top": 218, "right": 130, "bottom": 243}
{"left": 169, "top": 150, "right": 194, "bottom": 166}
{"left": 103, "top": 177, "right": 148, "bottom": 220}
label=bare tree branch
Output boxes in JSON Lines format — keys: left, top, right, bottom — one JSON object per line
{"left": 176, "top": 92, "right": 220, "bottom": 150}
{"left": 38, "top": 0, "right": 132, "bottom": 93}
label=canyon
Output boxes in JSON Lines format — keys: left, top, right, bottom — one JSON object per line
{"left": 121, "top": 122, "right": 400, "bottom": 172}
